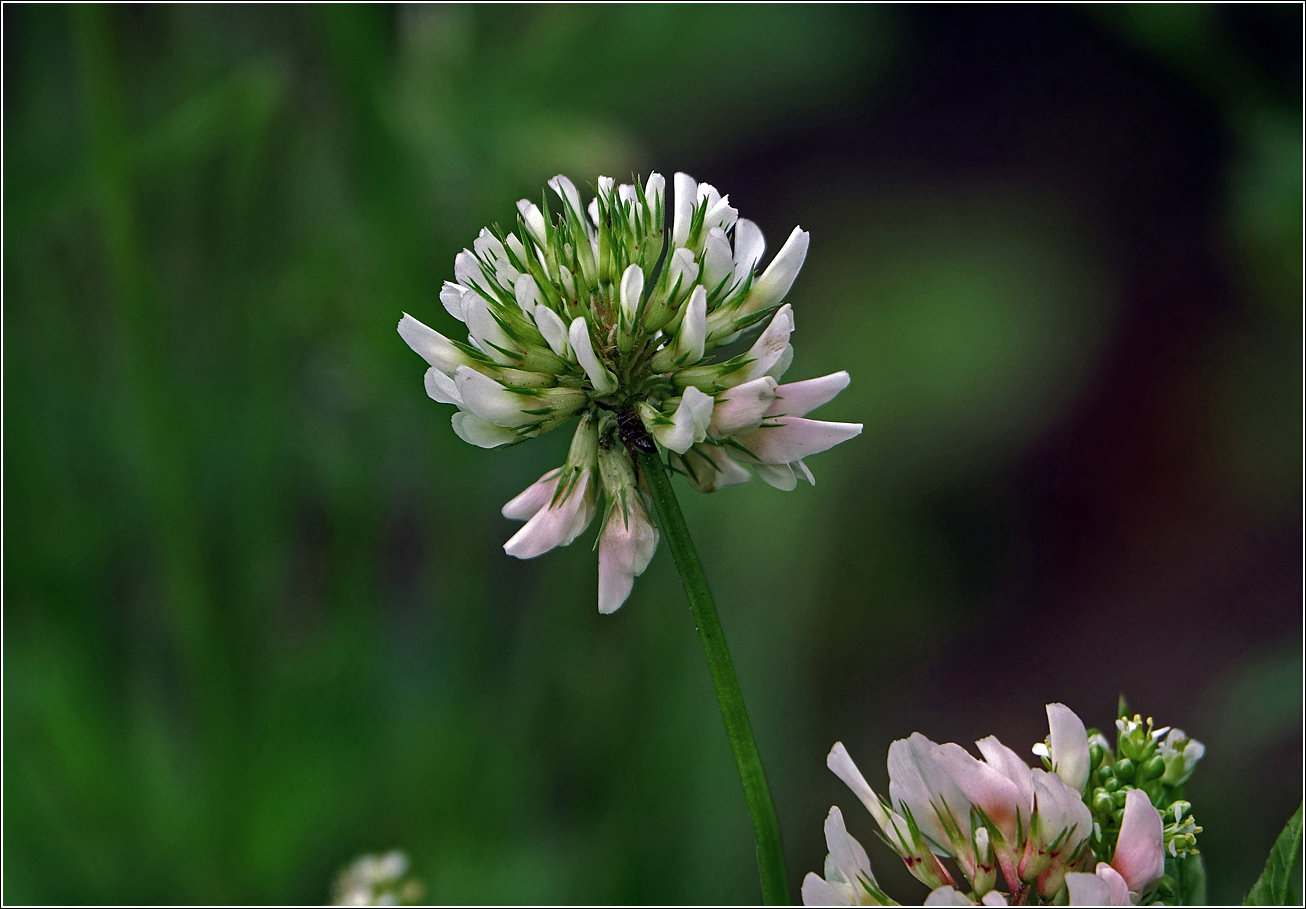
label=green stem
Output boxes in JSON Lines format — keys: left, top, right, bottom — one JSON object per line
{"left": 638, "top": 449, "right": 789, "bottom": 905}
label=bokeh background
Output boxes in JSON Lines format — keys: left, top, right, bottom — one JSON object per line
{"left": 4, "top": 4, "right": 1301, "bottom": 905}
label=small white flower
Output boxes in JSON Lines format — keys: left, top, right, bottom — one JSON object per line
{"left": 400, "top": 173, "right": 860, "bottom": 612}
{"left": 801, "top": 807, "right": 892, "bottom": 906}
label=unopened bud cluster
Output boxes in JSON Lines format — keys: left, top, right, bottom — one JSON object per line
{"left": 805, "top": 703, "right": 1206, "bottom": 907}
{"left": 399, "top": 173, "right": 861, "bottom": 613}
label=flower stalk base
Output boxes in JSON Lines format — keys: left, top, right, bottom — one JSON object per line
{"left": 638, "top": 449, "right": 789, "bottom": 905}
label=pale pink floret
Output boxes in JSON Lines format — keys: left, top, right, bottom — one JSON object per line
{"left": 1111, "top": 788, "right": 1166, "bottom": 893}
{"left": 596, "top": 498, "right": 658, "bottom": 614}
{"left": 503, "top": 470, "right": 596, "bottom": 559}
{"left": 1046, "top": 703, "right": 1091, "bottom": 793}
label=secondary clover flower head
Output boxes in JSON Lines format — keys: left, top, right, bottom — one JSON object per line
{"left": 801, "top": 807, "right": 895, "bottom": 906}
{"left": 399, "top": 172, "right": 862, "bottom": 612}
{"left": 331, "top": 851, "right": 423, "bottom": 906}
{"left": 808, "top": 703, "right": 1189, "bottom": 907}
{"left": 813, "top": 705, "right": 1096, "bottom": 905}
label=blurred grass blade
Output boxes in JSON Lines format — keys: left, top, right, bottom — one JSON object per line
{"left": 1244, "top": 802, "right": 1304, "bottom": 905}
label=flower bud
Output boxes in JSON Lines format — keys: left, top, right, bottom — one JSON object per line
{"left": 1114, "top": 758, "right": 1135, "bottom": 783}
{"left": 1139, "top": 754, "right": 1166, "bottom": 782}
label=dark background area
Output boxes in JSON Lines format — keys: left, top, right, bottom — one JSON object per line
{"left": 4, "top": 4, "right": 1301, "bottom": 904}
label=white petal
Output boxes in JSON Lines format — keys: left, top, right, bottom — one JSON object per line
{"left": 473, "top": 228, "right": 506, "bottom": 263}
{"left": 503, "top": 470, "right": 595, "bottom": 559}
{"left": 796, "top": 459, "right": 816, "bottom": 485}
{"left": 672, "top": 172, "right": 698, "bottom": 246}
{"left": 666, "top": 246, "right": 699, "bottom": 295}
{"left": 568, "top": 316, "right": 617, "bottom": 394}
{"left": 753, "top": 461, "right": 797, "bottom": 491}
{"left": 587, "top": 197, "right": 600, "bottom": 226}
{"left": 710, "top": 376, "right": 777, "bottom": 436}
{"left": 732, "top": 218, "right": 766, "bottom": 284}
{"left": 801, "top": 873, "right": 849, "bottom": 907}
{"left": 454, "top": 249, "right": 481, "bottom": 287}
{"left": 501, "top": 468, "right": 562, "bottom": 520}
{"left": 678, "top": 285, "right": 707, "bottom": 363}
{"left": 533, "top": 304, "right": 571, "bottom": 358}
{"left": 513, "top": 274, "right": 542, "bottom": 315}
{"left": 934, "top": 741, "right": 1025, "bottom": 846}
{"left": 423, "top": 367, "right": 462, "bottom": 405}
{"left": 676, "top": 445, "right": 752, "bottom": 493}
{"left": 462, "top": 293, "right": 516, "bottom": 359}
{"left": 597, "top": 499, "right": 658, "bottom": 614}
{"left": 767, "top": 371, "right": 851, "bottom": 417}
{"left": 743, "top": 226, "right": 809, "bottom": 313}
{"left": 1064, "top": 872, "right": 1110, "bottom": 906}
{"left": 549, "top": 174, "right": 582, "bottom": 214}
{"left": 736, "top": 417, "right": 862, "bottom": 464}
{"left": 517, "top": 199, "right": 547, "bottom": 246}
{"left": 454, "top": 366, "right": 533, "bottom": 428}
{"left": 826, "top": 743, "right": 893, "bottom": 831}
{"left": 398, "top": 313, "right": 470, "bottom": 375}
{"left": 644, "top": 171, "right": 665, "bottom": 209}
{"left": 887, "top": 733, "right": 975, "bottom": 846}
{"left": 1111, "top": 788, "right": 1165, "bottom": 893}
{"left": 702, "top": 228, "right": 734, "bottom": 290}
{"left": 738, "top": 304, "right": 794, "bottom": 382}
{"left": 620, "top": 263, "right": 644, "bottom": 326}
{"left": 440, "top": 282, "right": 468, "bottom": 321}
{"left": 824, "top": 806, "right": 875, "bottom": 894}
{"left": 450, "top": 412, "right": 519, "bottom": 448}
{"left": 1047, "top": 703, "right": 1091, "bottom": 793}
{"left": 649, "top": 387, "right": 713, "bottom": 454}
{"left": 925, "top": 888, "right": 978, "bottom": 906}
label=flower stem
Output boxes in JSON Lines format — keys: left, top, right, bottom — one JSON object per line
{"left": 638, "top": 449, "right": 790, "bottom": 905}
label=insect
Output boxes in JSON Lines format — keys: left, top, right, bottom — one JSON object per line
{"left": 617, "top": 406, "right": 658, "bottom": 457}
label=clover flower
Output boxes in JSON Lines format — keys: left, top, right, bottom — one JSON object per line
{"left": 399, "top": 172, "right": 861, "bottom": 613}
{"left": 813, "top": 705, "right": 1096, "bottom": 904}
{"left": 331, "top": 851, "right": 423, "bottom": 906}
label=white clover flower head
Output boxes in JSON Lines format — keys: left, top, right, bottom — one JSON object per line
{"left": 331, "top": 850, "right": 423, "bottom": 906}
{"left": 400, "top": 172, "right": 862, "bottom": 612}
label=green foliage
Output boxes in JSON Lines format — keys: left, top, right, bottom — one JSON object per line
{"left": 1244, "top": 803, "right": 1304, "bottom": 906}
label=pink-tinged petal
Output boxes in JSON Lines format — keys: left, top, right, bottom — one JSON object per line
{"left": 743, "top": 225, "right": 809, "bottom": 313}
{"left": 398, "top": 313, "right": 471, "bottom": 375}
{"left": 801, "top": 873, "right": 847, "bottom": 907}
{"left": 767, "top": 371, "right": 851, "bottom": 418}
{"left": 672, "top": 172, "right": 698, "bottom": 246}
{"left": 824, "top": 806, "right": 875, "bottom": 893}
{"left": 1029, "top": 769, "right": 1092, "bottom": 854}
{"left": 975, "top": 737, "right": 1035, "bottom": 811}
{"left": 934, "top": 743, "right": 1024, "bottom": 844}
{"left": 1046, "top": 703, "right": 1090, "bottom": 793}
{"left": 888, "top": 733, "right": 974, "bottom": 846}
{"left": 1064, "top": 871, "right": 1111, "bottom": 906}
{"left": 424, "top": 367, "right": 462, "bottom": 406}
{"left": 710, "top": 376, "right": 778, "bottom": 436}
{"left": 503, "top": 471, "right": 595, "bottom": 559}
{"left": 501, "top": 469, "right": 562, "bottom": 521}
{"left": 1095, "top": 864, "right": 1132, "bottom": 905}
{"left": 597, "top": 498, "right": 658, "bottom": 614}
{"left": 1111, "top": 788, "right": 1165, "bottom": 893}
{"left": 736, "top": 416, "right": 863, "bottom": 464}
{"left": 450, "top": 412, "right": 519, "bottom": 449}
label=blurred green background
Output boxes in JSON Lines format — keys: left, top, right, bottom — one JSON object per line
{"left": 4, "top": 4, "right": 1301, "bottom": 904}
